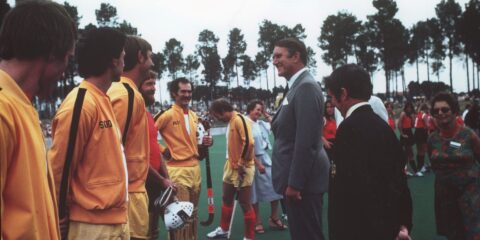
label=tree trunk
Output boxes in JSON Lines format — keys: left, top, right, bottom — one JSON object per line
{"left": 416, "top": 59, "right": 420, "bottom": 83}
{"left": 265, "top": 69, "right": 269, "bottom": 91}
{"left": 235, "top": 64, "right": 240, "bottom": 88}
{"left": 395, "top": 71, "right": 398, "bottom": 97}
{"left": 476, "top": 62, "right": 479, "bottom": 90}
{"left": 273, "top": 66, "right": 277, "bottom": 90}
{"left": 449, "top": 50, "right": 453, "bottom": 92}
{"left": 466, "top": 55, "right": 470, "bottom": 92}
{"left": 426, "top": 54, "right": 430, "bottom": 82}
{"left": 385, "top": 69, "right": 390, "bottom": 99}
{"left": 472, "top": 58, "right": 476, "bottom": 90}
{"left": 402, "top": 68, "right": 406, "bottom": 95}
{"left": 259, "top": 73, "right": 262, "bottom": 90}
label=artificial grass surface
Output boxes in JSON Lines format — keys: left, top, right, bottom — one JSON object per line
{"left": 156, "top": 134, "right": 447, "bottom": 240}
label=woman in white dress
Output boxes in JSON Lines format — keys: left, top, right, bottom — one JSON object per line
{"left": 246, "top": 100, "right": 287, "bottom": 234}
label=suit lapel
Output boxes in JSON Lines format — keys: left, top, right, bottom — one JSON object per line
{"left": 272, "top": 70, "right": 310, "bottom": 125}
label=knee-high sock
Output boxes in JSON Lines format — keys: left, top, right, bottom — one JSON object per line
{"left": 220, "top": 204, "right": 233, "bottom": 231}
{"left": 243, "top": 208, "right": 256, "bottom": 240}
{"left": 416, "top": 154, "right": 424, "bottom": 171}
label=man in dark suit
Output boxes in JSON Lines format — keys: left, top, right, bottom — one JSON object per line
{"left": 271, "top": 38, "right": 330, "bottom": 240}
{"left": 325, "top": 64, "right": 412, "bottom": 240}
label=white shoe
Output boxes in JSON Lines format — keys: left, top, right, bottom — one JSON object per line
{"left": 281, "top": 213, "right": 288, "bottom": 221}
{"left": 207, "top": 227, "right": 228, "bottom": 239}
{"left": 406, "top": 171, "right": 414, "bottom": 177}
{"left": 415, "top": 172, "right": 424, "bottom": 177}
{"left": 420, "top": 166, "right": 427, "bottom": 173}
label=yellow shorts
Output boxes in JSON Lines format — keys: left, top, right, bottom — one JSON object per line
{"left": 167, "top": 165, "right": 202, "bottom": 240}
{"left": 167, "top": 164, "right": 201, "bottom": 188}
{"left": 128, "top": 192, "right": 149, "bottom": 239}
{"left": 68, "top": 221, "right": 129, "bottom": 240}
{"left": 222, "top": 160, "right": 255, "bottom": 187}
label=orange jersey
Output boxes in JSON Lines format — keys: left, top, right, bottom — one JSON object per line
{"left": 1, "top": 70, "right": 60, "bottom": 239}
{"left": 108, "top": 77, "right": 150, "bottom": 193}
{"left": 49, "top": 81, "right": 128, "bottom": 224}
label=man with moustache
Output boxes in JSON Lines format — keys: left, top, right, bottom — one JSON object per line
{"left": 107, "top": 35, "right": 154, "bottom": 239}
{"left": 270, "top": 38, "right": 329, "bottom": 240}
{"left": 48, "top": 27, "right": 129, "bottom": 239}
{"left": 141, "top": 70, "right": 175, "bottom": 239}
{"left": 0, "top": 1, "right": 76, "bottom": 238}
{"left": 154, "top": 77, "right": 212, "bottom": 240}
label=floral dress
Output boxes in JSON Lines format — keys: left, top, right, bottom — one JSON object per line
{"left": 428, "top": 126, "right": 480, "bottom": 240}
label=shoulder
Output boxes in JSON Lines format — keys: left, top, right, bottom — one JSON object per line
{"left": 56, "top": 88, "right": 96, "bottom": 121}
{"left": 154, "top": 106, "right": 173, "bottom": 121}
{"left": 0, "top": 100, "right": 15, "bottom": 136}
{"left": 107, "top": 82, "right": 128, "bottom": 100}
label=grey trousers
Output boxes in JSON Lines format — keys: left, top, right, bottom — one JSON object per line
{"left": 285, "top": 193, "right": 325, "bottom": 240}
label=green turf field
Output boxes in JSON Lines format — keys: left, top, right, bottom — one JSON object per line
{"left": 156, "top": 134, "right": 448, "bottom": 240}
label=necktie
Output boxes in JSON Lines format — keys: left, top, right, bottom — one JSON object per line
{"left": 278, "top": 84, "right": 289, "bottom": 108}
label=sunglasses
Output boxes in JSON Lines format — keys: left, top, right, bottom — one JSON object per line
{"left": 432, "top": 107, "right": 451, "bottom": 115}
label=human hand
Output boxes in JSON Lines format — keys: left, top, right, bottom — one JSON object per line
{"left": 161, "top": 178, "right": 177, "bottom": 193}
{"left": 202, "top": 135, "right": 213, "bottom": 146}
{"left": 323, "top": 139, "right": 333, "bottom": 149}
{"left": 162, "top": 148, "right": 171, "bottom": 160}
{"left": 395, "top": 226, "right": 411, "bottom": 240}
{"left": 257, "top": 163, "right": 266, "bottom": 174}
{"left": 285, "top": 186, "right": 302, "bottom": 202}
{"left": 237, "top": 166, "right": 246, "bottom": 181}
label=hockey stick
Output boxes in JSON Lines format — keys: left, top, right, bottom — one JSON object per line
{"left": 200, "top": 146, "right": 215, "bottom": 226}
{"left": 227, "top": 174, "right": 244, "bottom": 240}
{"left": 200, "top": 119, "right": 215, "bottom": 226}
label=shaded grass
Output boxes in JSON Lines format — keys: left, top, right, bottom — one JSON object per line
{"left": 155, "top": 134, "right": 446, "bottom": 240}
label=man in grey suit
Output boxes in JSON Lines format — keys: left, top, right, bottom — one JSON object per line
{"left": 271, "top": 38, "right": 330, "bottom": 240}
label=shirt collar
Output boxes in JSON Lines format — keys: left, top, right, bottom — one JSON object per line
{"left": 287, "top": 67, "right": 307, "bottom": 88}
{"left": 0, "top": 69, "right": 31, "bottom": 105}
{"left": 120, "top": 76, "right": 139, "bottom": 91}
{"left": 345, "top": 102, "right": 369, "bottom": 119}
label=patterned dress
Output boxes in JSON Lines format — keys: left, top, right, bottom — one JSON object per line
{"left": 428, "top": 126, "right": 480, "bottom": 240}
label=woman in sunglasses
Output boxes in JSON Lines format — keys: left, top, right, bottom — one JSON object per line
{"left": 427, "top": 92, "right": 480, "bottom": 240}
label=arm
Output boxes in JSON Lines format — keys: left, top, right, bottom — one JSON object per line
{"left": 110, "top": 92, "right": 128, "bottom": 135}
{"left": 398, "top": 112, "right": 407, "bottom": 137}
{"left": 322, "top": 136, "right": 333, "bottom": 149}
{"left": 158, "top": 156, "right": 170, "bottom": 179}
{"left": 288, "top": 83, "right": 323, "bottom": 191}
{"left": 148, "top": 165, "right": 175, "bottom": 191}
{"left": 154, "top": 111, "right": 171, "bottom": 159}
{"left": 254, "top": 157, "right": 265, "bottom": 174}
{"left": 0, "top": 116, "right": 13, "bottom": 232}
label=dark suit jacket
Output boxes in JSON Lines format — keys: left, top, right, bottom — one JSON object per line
{"left": 271, "top": 70, "right": 330, "bottom": 195}
{"left": 328, "top": 104, "right": 413, "bottom": 240}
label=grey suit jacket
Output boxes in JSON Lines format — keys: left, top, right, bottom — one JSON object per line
{"left": 271, "top": 70, "right": 330, "bottom": 195}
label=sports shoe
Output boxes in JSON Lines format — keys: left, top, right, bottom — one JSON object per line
{"left": 420, "top": 166, "right": 428, "bottom": 173}
{"left": 415, "top": 172, "right": 424, "bottom": 177}
{"left": 281, "top": 213, "right": 288, "bottom": 221}
{"left": 207, "top": 227, "right": 228, "bottom": 239}
{"left": 406, "top": 171, "right": 414, "bottom": 177}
